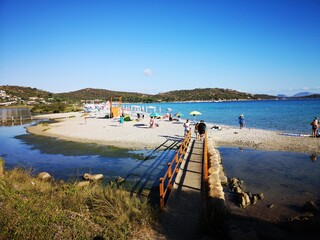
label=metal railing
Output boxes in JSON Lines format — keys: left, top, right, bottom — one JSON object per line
{"left": 159, "top": 129, "right": 192, "bottom": 210}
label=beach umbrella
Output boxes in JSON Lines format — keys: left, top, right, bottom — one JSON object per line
{"left": 189, "top": 111, "right": 202, "bottom": 121}
{"left": 149, "top": 112, "right": 161, "bottom": 118}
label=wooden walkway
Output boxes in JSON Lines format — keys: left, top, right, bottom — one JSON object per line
{"left": 160, "top": 139, "right": 204, "bottom": 239}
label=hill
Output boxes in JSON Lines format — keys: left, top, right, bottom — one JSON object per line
{"left": 1, "top": 85, "right": 277, "bottom": 103}
{"left": 155, "top": 88, "right": 256, "bottom": 101}
{"left": 57, "top": 88, "right": 156, "bottom": 103}
{"left": 0, "top": 85, "right": 52, "bottom": 100}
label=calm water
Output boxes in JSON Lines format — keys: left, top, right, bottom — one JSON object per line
{"left": 129, "top": 98, "right": 320, "bottom": 134}
{"left": 0, "top": 120, "right": 176, "bottom": 189}
{"left": 220, "top": 147, "right": 320, "bottom": 218}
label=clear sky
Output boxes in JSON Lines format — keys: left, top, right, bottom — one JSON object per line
{"left": 1, "top": 0, "right": 320, "bottom": 96}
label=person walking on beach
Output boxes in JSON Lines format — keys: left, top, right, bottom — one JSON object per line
{"left": 119, "top": 115, "right": 124, "bottom": 127}
{"left": 311, "top": 116, "right": 319, "bottom": 138}
{"left": 197, "top": 120, "right": 206, "bottom": 140}
{"left": 194, "top": 122, "right": 199, "bottom": 139}
{"left": 183, "top": 119, "right": 190, "bottom": 137}
{"left": 150, "top": 117, "right": 155, "bottom": 128}
{"left": 238, "top": 114, "right": 245, "bottom": 129}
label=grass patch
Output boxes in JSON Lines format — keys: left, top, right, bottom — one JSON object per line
{"left": 0, "top": 168, "right": 156, "bottom": 239}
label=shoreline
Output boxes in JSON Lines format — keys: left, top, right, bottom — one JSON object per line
{"left": 26, "top": 112, "right": 320, "bottom": 154}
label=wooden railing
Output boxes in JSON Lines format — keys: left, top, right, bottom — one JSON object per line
{"left": 203, "top": 132, "right": 210, "bottom": 207}
{"left": 159, "top": 129, "right": 192, "bottom": 210}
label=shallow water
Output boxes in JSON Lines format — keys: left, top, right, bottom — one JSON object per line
{"left": 0, "top": 122, "right": 176, "bottom": 191}
{"left": 220, "top": 147, "right": 320, "bottom": 219}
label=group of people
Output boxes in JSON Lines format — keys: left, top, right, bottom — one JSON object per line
{"left": 183, "top": 119, "right": 207, "bottom": 140}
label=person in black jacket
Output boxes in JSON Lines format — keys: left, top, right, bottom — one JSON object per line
{"left": 197, "top": 120, "right": 206, "bottom": 140}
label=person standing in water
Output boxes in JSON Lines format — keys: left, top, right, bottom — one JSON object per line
{"left": 238, "top": 114, "right": 245, "bottom": 129}
{"left": 311, "top": 116, "right": 319, "bottom": 138}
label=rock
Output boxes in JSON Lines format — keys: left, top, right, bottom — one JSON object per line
{"left": 234, "top": 186, "right": 243, "bottom": 194}
{"left": 303, "top": 200, "right": 317, "bottom": 213}
{"left": 38, "top": 172, "right": 51, "bottom": 181}
{"left": 83, "top": 173, "right": 104, "bottom": 181}
{"left": 238, "top": 192, "right": 251, "bottom": 208}
{"left": 116, "top": 176, "right": 125, "bottom": 183}
{"left": 268, "top": 203, "right": 274, "bottom": 209}
{"left": 208, "top": 166, "right": 219, "bottom": 174}
{"left": 251, "top": 195, "right": 258, "bottom": 205}
{"left": 257, "top": 193, "right": 264, "bottom": 200}
{"left": 219, "top": 175, "right": 228, "bottom": 185}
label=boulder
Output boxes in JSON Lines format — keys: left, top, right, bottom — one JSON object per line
{"left": 116, "top": 176, "right": 125, "bottom": 183}
{"left": 257, "top": 193, "right": 264, "bottom": 200}
{"left": 83, "top": 173, "right": 104, "bottom": 181}
{"left": 37, "top": 172, "right": 51, "bottom": 181}
{"left": 303, "top": 200, "right": 317, "bottom": 213}
{"left": 238, "top": 192, "right": 251, "bottom": 208}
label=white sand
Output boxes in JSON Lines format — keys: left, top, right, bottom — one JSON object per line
{"left": 27, "top": 112, "right": 320, "bottom": 154}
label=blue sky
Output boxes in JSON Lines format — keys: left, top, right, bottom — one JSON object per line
{"left": 1, "top": 0, "right": 319, "bottom": 95}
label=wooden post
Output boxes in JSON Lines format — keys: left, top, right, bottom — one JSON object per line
{"left": 168, "top": 163, "right": 172, "bottom": 178}
{"left": 159, "top": 178, "right": 164, "bottom": 210}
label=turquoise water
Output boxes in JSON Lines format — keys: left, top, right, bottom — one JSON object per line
{"left": 128, "top": 98, "right": 320, "bottom": 134}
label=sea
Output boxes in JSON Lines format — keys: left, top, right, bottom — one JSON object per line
{"left": 126, "top": 98, "right": 320, "bottom": 134}
{"left": 1, "top": 99, "right": 320, "bottom": 219}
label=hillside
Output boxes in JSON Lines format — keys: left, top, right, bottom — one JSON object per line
{"left": 57, "top": 88, "right": 156, "bottom": 102}
{"left": 155, "top": 88, "right": 256, "bottom": 101}
{"left": 0, "top": 85, "right": 279, "bottom": 103}
{"left": 0, "top": 85, "right": 52, "bottom": 100}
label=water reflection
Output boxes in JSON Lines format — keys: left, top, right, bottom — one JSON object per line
{"left": 0, "top": 121, "right": 177, "bottom": 190}
{"left": 220, "top": 147, "right": 320, "bottom": 219}
{"left": 0, "top": 108, "right": 33, "bottom": 126}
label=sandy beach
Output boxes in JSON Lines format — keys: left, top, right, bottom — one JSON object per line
{"left": 27, "top": 112, "right": 320, "bottom": 154}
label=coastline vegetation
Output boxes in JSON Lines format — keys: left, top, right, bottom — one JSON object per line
{"left": 0, "top": 165, "right": 156, "bottom": 239}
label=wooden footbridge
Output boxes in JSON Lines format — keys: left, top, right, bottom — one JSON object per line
{"left": 158, "top": 130, "right": 215, "bottom": 239}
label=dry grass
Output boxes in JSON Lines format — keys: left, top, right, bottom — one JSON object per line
{"left": 0, "top": 168, "right": 156, "bottom": 240}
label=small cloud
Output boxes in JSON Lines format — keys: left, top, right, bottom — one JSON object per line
{"left": 144, "top": 68, "right": 152, "bottom": 76}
